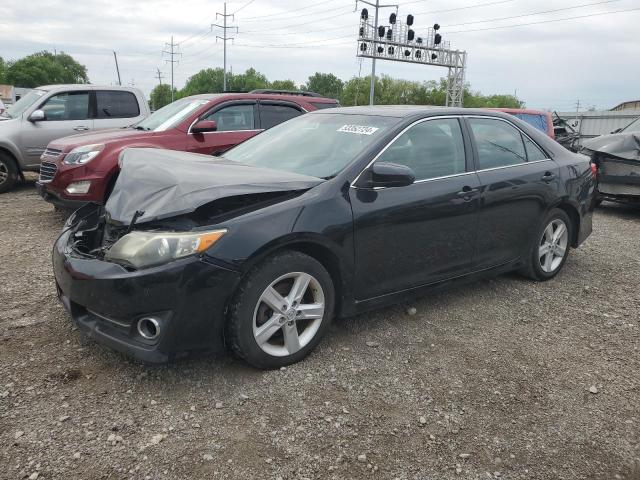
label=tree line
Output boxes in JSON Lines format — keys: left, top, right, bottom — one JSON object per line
{"left": 150, "top": 67, "right": 522, "bottom": 110}
{"left": 0, "top": 51, "right": 88, "bottom": 88}
{"left": 0, "top": 51, "right": 522, "bottom": 110}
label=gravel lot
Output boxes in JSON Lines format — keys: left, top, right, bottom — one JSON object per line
{"left": 1, "top": 176, "right": 639, "bottom": 480}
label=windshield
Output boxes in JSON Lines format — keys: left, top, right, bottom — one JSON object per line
{"left": 135, "top": 98, "right": 209, "bottom": 131}
{"left": 223, "top": 113, "right": 399, "bottom": 178}
{"left": 5, "top": 89, "right": 47, "bottom": 118}
{"left": 622, "top": 117, "right": 640, "bottom": 133}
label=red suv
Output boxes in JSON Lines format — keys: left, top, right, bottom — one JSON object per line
{"left": 36, "top": 90, "right": 338, "bottom": 208}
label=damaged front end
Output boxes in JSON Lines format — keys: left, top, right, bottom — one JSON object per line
{"left": 582, "top": 133, "right": 640, "bottom": 204}
{"left": 52, "top": 148, "right": 324, "bottom": 362}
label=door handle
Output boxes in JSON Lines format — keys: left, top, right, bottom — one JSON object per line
{"left": 73, "top": 126, "right": 90, "bottom": 131}
{"left": 541, "top": 172, "right": 556, "bottom": 183}
{"left": 456, "top": 186, "right": 479, "bottom": 200}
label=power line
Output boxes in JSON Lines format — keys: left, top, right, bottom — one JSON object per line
{"left": 443, "top": 0, "right": 624, "bottom": 27}
{"left": 241, "top": 8, "right": 354, "bottom": 33}
{"left": 233, "top": 0, "right": 257, "bottom": 14}
{"left": 447, "top": 6, "right": 640, "bottom": 33}
{"left": 238, "top": 0, "right": 342, "bottom": 20}
{"left": 414, "top": 0, "right": 518, "bottom": 16}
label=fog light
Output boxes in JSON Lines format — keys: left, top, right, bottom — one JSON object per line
{"left": 65, "top": 180, "right": 91, "bottom": 194}
{"left": 137, "top": 317, "right": 161, "bottom": 340}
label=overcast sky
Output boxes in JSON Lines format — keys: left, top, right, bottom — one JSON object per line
{"left": 1, "top": 0, "right": 638, "bottom": 111}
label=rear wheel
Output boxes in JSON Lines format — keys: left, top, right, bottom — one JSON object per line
{"left": 227, "top": 251, "right": 334, "bottom": 369}
{"left": 519, "top": 208, "right": 572, "bottom": 281}
{"left": 0, "top": 153, "right": 19, "bottom": 193}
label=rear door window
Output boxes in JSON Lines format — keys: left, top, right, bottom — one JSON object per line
{"left": 259, "top": 103, "right": 303, "bottom": 129}
{"left": 40, "top": 91, "right": 89, "bottom": 121}
{"left": 205, "top": 104, "right": 256, "bottom": 131}
{"left": 95, "top": 90, "right": 140, "bottom": 118}
{"left": 468, "top": 118, "right": 527, "bottom": 169}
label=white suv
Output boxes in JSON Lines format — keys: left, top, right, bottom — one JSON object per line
{"left": 0, "top": 84, "right": 149, "bottom": 192}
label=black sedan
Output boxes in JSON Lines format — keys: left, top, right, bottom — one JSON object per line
{"left": 53, "top": 107, "right": 595, "bottom": 368}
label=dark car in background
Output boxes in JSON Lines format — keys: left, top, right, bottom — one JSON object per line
{"left": 581, "top": 116, "right": 640, "bottom": 204}
{"left": 53, "top": 107, "right": 594, "bottom": 368}
{"left": 36, "top": 90, "right": 338, "bottom": 208}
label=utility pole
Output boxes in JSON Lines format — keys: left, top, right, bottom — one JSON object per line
{"left": 152, "top": 68, "right": 166, "bottom": 111}
{"left": 213, "top": 3, "right": 238, "bottom": 92}
{"left": 162, "top": 36, "right": 180, "bottom": 102}
{"left": 155, "top": 68, "right": 165, "bottom": 87}
{"left": 113, "top": 51, "right": 122, "bottom": 86}
{"left": 356, "top": 0, "right": 398, "bottom": 105}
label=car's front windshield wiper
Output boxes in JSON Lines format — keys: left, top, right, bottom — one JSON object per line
{"left": 133, "top": 125, "right": 150, "bottom": 131}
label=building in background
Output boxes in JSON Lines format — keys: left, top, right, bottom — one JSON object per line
{"left": 0, "top": 85, "right": 35, "bottom": 105}
{"left": 611, "top": 100, "right": 640, "bottom": 111}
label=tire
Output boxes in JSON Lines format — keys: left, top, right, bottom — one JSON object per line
{"left": 226, "top": 250, "right": 335, "bottom": 369}
{"left": 519, "top": 208, "right": 572, "bottom": 281}
{"left": 0, "top": 152, "right": 19, "bottom": 193}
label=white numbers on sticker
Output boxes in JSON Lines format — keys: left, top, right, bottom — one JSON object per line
{"left": 337, "top": 125, "right": 379, "bottom": 135}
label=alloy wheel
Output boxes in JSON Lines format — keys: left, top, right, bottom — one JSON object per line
{"left": 0, "top": 162, "right": 8, "bottom": 184}
{"left": 538, "top": 218, "right": 569, "bottom": 273}
{"left": 252, "top": 272, "right": 325, "bottom": 357}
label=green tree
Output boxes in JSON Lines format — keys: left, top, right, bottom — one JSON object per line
{"left": 228, "top": 68, "right": 269, "bottom": 92}
{"left": 179, "top": 68, "right": 225, "bottom": 97}
{"left": 149, "top": 84, "right": 174, "bottom": 110}
{"left": 305, "top": 72, "right": 343, "bottom": 99}
{"left": 0, "top": 57, "right": 6, "bottom": 84}
{"left": 5, "top": 51, "right": 88, "bottom": 88}
{"left": 269, "top": 79, "right": 297, "bottom": 91}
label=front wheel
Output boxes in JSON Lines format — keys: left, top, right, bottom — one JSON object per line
{"left": 519, "top": 208, "right": 572, "bottom": 281}
{"left": 0, "top": 153, "right": 19, "bottom": 193}
{"left": 226, "top": 251, "right": 335, "bottom": 369}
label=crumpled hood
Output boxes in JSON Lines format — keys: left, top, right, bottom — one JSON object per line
{"left": 106, "top": 148, "right": 324, "bottom": 225}
{"left": 582, "top": 132, "right": 640, "bottom": 161}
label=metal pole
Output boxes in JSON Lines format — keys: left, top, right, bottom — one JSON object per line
{"left": 113, "top": 51, "right": 121, "bottom": 86}
{"left": 170, "top": 36, "right": 175, "bottom": 102}
{"left": 223, "top": 3, "right": 227, "bottom": 91}
{"left": 369, "top": 0, "right": 379, "bottom": 106}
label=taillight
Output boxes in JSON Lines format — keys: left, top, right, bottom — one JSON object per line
{"left": 590, "top": 162, "right": 598, "bottom": 177}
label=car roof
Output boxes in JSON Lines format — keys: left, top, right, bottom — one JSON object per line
{"left": 179, "top": 92, "right": 338, "bottom": 103}
{"left": 310, "top": 105, "right": 521, "bottom": 119}
{"left": 37, "top": 84, "right": 141, "bottom": 93}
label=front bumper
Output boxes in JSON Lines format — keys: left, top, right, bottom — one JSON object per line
{"left": 53, "top": 229, "right": 242, "bottom": 362}
{"left": 37, "top": 182, "right": 88, "bottom": 210}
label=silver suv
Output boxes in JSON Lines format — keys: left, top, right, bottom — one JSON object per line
{"left": 0, "top": 84, "right": 149, "bottom": 193}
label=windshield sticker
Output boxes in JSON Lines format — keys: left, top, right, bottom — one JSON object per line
{"left": 337, "top": 125, "right": 379, "bottom": 135}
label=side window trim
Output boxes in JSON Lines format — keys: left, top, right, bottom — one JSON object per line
{"left": 351, "top": 115, "right": 474, "bottom": 189}
{"left": 189, "top": 100, "right": 259, "bottom": 134}
{"left": 464, "top": 115, "right": 551, "bottom": 172}
{"left": 257, "top": 101, "right": 305, "bottom": 130}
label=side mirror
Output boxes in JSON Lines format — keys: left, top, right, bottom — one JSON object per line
{"left": 29, "top": 109, "right": 46, "bottom": 122}
{"left": 192, "top": 119, "right": 217, "bottom": 134}
{"left": 359, "top": 162, "right": 416, "bottom": 189}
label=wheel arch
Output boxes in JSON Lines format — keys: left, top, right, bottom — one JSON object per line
{"left": 554, "top": 201, "right": 580, "bottom": 248}
{"left": 237, "top": 237, "right": 350, "bottom": 319}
